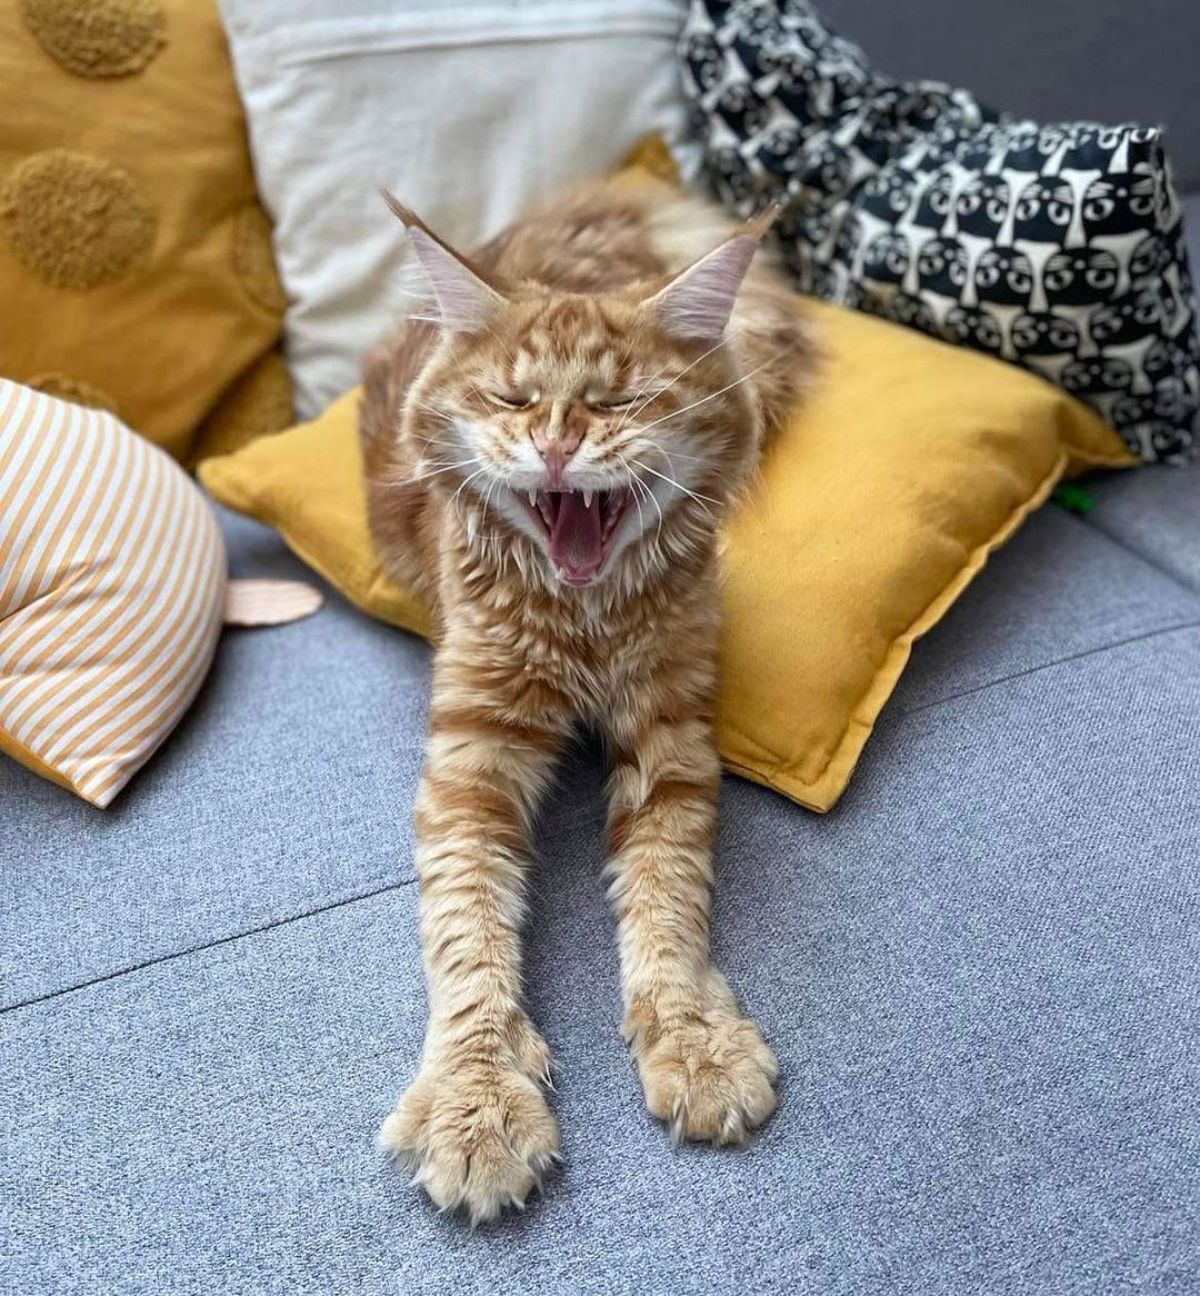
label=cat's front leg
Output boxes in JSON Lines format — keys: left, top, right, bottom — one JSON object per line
{"left": 606, "top": 710, "right": 778, "bottom": 1145}
{"left": 380, "top": 689, "right": 564, "bottom": 1223}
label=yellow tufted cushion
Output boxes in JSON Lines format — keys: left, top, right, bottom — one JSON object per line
{"left": 0, "top": 380, "right": 226, "bottom": 807}
{"left": 0, "top": 0, "right": 291, "bottom": 460}
{"left": 192, "top": 348, "right": 295, "bottom": 461}
{"left": 199, "top": 299, "right": 1134, "bottom": 812}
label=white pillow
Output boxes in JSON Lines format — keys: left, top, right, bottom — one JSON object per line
{"left": 218, "top": 0, "right": 693, "bottom": 419}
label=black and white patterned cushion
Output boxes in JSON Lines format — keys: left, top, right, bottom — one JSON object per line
{"left": 681, "top": 0, "right": 1200, "bottom": 464}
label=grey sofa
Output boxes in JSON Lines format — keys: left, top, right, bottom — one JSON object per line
{"left": 3, "top": 5, "right": 1198, "bottom": 1293}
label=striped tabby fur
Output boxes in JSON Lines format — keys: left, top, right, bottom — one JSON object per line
{"left": 361, "top": 174, "right": 812, "bottom": 1222}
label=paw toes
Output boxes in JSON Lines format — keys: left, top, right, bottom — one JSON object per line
{"left": 506, "top": 1016, "right": 554, "bottom": 1085}
{"left": 638, "top": 1013, "right": 779, "bottom": 1146}
{"left": 377, "top": 1078, "right": 432, "bottom": 1165}
{"left": 382, "top": 1064, "right": 560, "bottom": 1223}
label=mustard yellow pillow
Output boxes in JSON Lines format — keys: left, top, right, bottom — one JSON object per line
{"left": 0, "top": 0, "right": 291, "bottom": 461}
{"left": 200, "top": 299, "right": 1133, "bottom": 811}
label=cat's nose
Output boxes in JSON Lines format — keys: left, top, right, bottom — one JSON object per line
{"left": 529, "top": 425, "right": 583, "bottom": 486}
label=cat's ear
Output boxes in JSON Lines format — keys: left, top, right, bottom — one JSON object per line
{"left": 383, "top": 191, "right": 507, "bottom": 331}
{"left": 646, "top": 204, "right": 780, "bottom": 343}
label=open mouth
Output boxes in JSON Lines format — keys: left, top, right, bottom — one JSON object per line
{"left": 516, "top": 488, "right": 633, "bottom": 585}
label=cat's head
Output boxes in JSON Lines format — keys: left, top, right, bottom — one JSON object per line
{"left": 388, "top": 196, "right": 773, "bottom": 589}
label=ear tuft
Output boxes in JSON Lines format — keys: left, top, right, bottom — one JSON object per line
{"left": 382, "top": 190, "right": 507, "bottom": 332}
{"left": 647, "top": 207, "right": 778, "bottom": 343}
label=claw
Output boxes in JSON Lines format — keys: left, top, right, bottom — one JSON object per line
{"left": 720, "top": 1110, "right": 746, "bottom": 1146}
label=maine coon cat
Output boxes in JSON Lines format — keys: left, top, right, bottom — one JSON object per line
{"left": 360, "top": 169, "right": 812, "bottom": 1223}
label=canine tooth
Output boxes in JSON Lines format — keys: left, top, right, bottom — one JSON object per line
{"left": 583, "top": 491, "right": 593, "bottom": 508}
{"left": 528, "top": 489, "right": 537, "bottom": 507}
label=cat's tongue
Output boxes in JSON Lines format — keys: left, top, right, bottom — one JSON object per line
{"left": 549, "top": 492, "right": 603, "bottom": 582}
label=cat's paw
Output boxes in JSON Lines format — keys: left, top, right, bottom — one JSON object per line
{"left": 379, "top": 1058, "right": 560, "bottom": 1224}
{"left": 630, "top": 1004, "right": 778, "bottom": 1146}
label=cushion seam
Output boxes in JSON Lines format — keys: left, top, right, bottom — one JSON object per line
{"left": 900, "top": 619, "right": 1200, "bottom": 717}
{"left": 1, "top": 874, "right": 419, "bottom": 1015}
{"left": 1079, "top": 513, "right": 1200, "bottom": 602}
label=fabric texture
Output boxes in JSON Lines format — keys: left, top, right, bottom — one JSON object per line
{"left": 199, "top": 297, "right": 1132, "bottom": 813}
{"left": 216, "top": 0, "right": 695, "bottom": 420}
{"left": 0, "top": 0, "right": 291, "bottom": 460}
{"left": 2, "top": 502, "right": 1198, "bottom": 1295}
{"left": 1086, "top": 459, "right": 1200, "bottom": 593}
{"left": 682, "top": 0, "right": 1200, "bottom": 463}
{"left": 0, "top": 380, "right": 226, "bottom": 807}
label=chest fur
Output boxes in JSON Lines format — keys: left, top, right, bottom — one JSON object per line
{"left": 441, "top": 550, "right": 719, "bottom": 726}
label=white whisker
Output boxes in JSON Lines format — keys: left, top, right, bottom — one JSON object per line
{"left": 612, "top": 358, "right": 674, "bottom": 437}
{"left": 618, "top": 335, "right": 731, "bottom": 434}
{"left": 629, "top": 457, "right": 719, "bottom": 514}
{"left": 408, "top": 398, "right": 451, "bottom": 419}
{"left": 616, "top": 452, "right": 666, "bottom": 549}
{"left": 615, "top": 452, "right": 647, "bottom": 540}
{"left": 476, "top": 474, "right": 504, "bottom": 544}
{"left": 642, "top": 445, "right": 716, "bottom": 466}
{"left": 416, "top": 432, "right": 468, "bottom": 454}
{"left": 636, "top": 352, "right": 783, "bottom": 438}
{"left": 449, "top": 464, "right": 491, "bottom": 519}
{"left": 402, "top": 456, "right": 481, "bottom": 486}
{"left": 641, "top": 475, "right": 665, "bottom": 548}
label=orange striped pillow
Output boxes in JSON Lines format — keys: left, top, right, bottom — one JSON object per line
{"left": 0, "top": 379, "right": 226, "bottom": 807}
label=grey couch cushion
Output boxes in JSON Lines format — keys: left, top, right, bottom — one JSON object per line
{"left": 888, "top": 508, "right": 1200, "bottom": 713}
{"left": 819, "top": 0, "right": 1200, "bottom": 191}
{"left": 3, "top": 501, "right": 1199, "bottom": 1293}
{"left": 4, "top": 506, "right": 1198, "bottom": 1008}
{"left": 3, "top": 613, "right": 1197, "bottom": 1295}
{"left": 1086, "top": 460, "right": 1200, "bottom": 593}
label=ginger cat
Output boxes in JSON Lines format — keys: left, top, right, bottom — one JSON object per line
{"left": 360, "top": 171, "right": 811, "bottom": 1223}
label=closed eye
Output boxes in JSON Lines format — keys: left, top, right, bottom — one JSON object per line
{"left": 589, "top": 394, "right": 638, "bottom": 410}
{"left": 488, "top": 391, "right": 536, "bottom": 410}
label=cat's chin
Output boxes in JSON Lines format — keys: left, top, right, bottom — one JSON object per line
{"left": 555, "top": 567, "right": 603, "bottom": 589}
